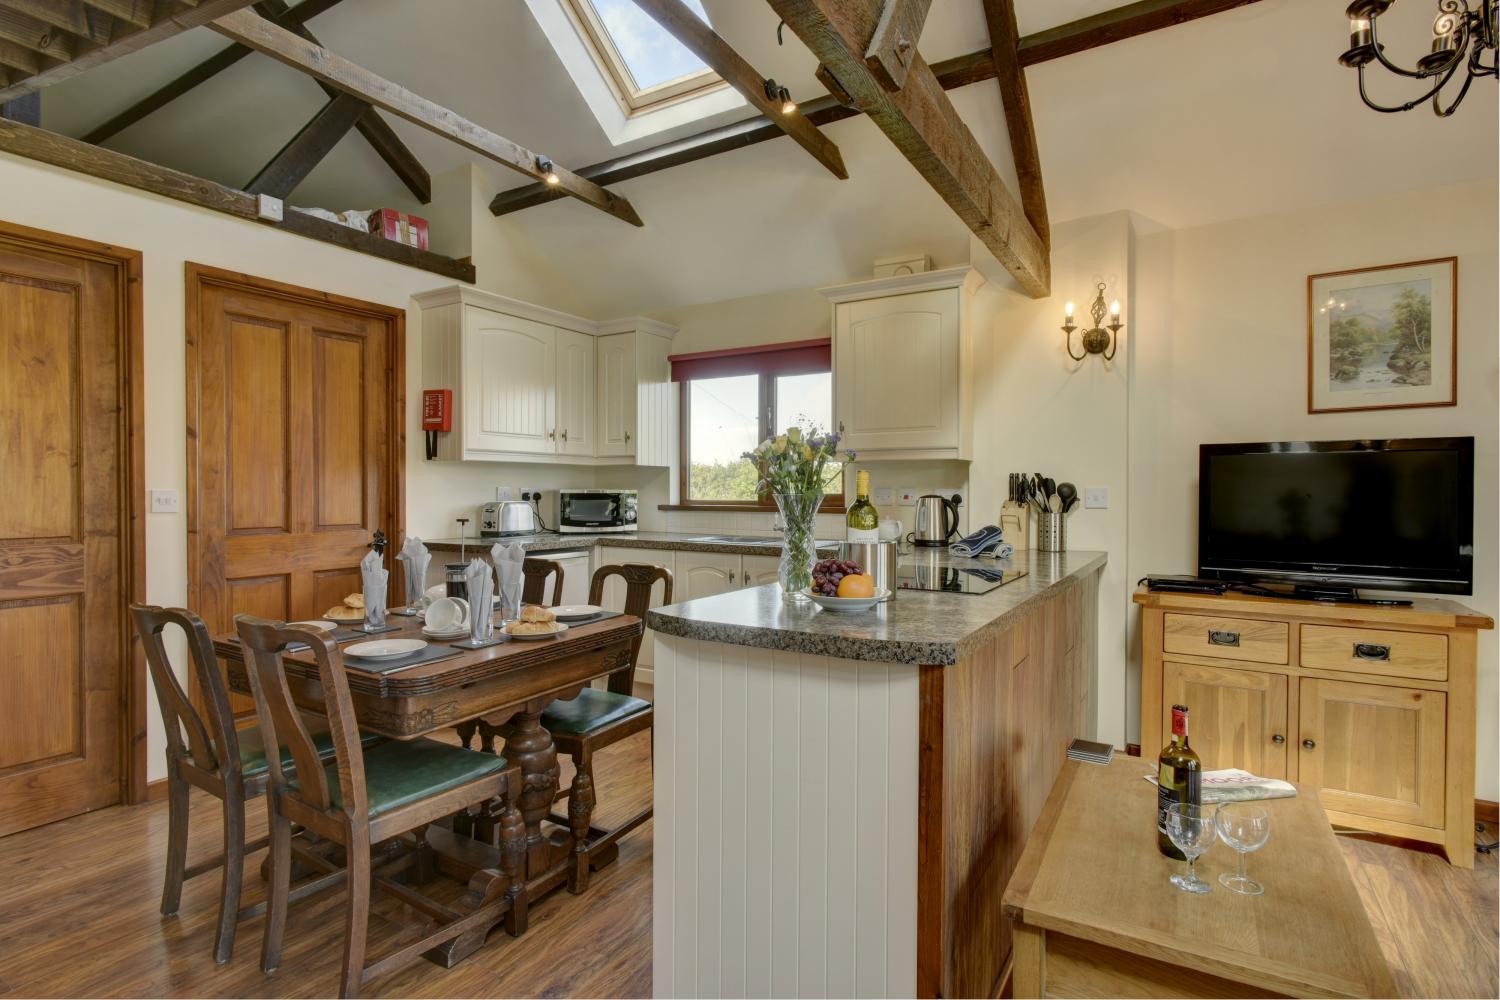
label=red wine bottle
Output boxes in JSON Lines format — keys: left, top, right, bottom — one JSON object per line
{"left": 1156, "top": 703, "right": 1202, "bottom": 860}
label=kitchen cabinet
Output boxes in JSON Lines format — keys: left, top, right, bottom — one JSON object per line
{"left": 742, "top": 554, "right": 781, "bottom": 588}
{"left": 1137, "top": 588, "right": 1491, "bottom": 867}
{"left": 674, "top": 551, "right": 742, "bottom": 602}
{"left": 416, "top": 286, "right": 675, "bottom": 465}
{"left": 820, "top": 266, "right": 984, "bottom": 461}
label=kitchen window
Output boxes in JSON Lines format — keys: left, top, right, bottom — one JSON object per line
{"left": 669, "top": 340, "right": 844, "bottom": 511}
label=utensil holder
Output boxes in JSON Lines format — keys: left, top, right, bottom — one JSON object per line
{"left": 1037, "top": 511, "right": 1067, "bottom": 553}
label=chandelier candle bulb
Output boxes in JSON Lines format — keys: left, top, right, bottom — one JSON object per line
{"left": 1350, "top": 16, "right": 1372, "bottom": 47}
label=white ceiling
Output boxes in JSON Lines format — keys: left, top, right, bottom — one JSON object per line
{"left": 36, "top": 0, "right": 1499, "bottom": 315}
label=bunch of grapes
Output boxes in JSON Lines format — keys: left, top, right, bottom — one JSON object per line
{"left": 812, "top": 558, "right": 864, "bottom": 596}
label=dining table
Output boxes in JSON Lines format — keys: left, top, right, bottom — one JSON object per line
{"left": 212, "top": 609, "right": 645, "bottom": 966}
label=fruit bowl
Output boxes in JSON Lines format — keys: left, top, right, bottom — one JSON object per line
{"left": 803, "top": 587, "right": 890, "bottom": 611}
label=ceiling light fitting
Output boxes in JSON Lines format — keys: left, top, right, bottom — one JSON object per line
{"left": 537, "top": 155, "right": 560, "bottom": 185}
{"left": 1340, "top": 0, "right": 1497, "bottom": 117}
{"left": 1061, "top": 283, "right": 1123, "bottom": 362}
{"left": 764, "top": 77, "right": 796, "bottom": 115}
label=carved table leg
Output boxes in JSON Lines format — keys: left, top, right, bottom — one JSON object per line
{"left": 567, "top": 751, "right": 596, "bottom": 894}
{"left": 503, "top": 707, "right": 562, "bottom": 877}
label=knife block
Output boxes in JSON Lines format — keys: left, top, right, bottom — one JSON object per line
{"left": 1000, "top": 501, "right": 1029, "bottom": 550}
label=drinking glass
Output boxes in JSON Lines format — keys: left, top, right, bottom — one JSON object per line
{"left": 1166, "top": 802, "right": 1216, "bottom": 894}
{"left": 1215, "top": 802, "right": 1271, "bottom": 895}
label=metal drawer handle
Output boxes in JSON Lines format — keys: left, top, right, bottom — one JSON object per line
{"left": 1272, "top": 734, "right": 1286, "bottom": 745}
{"left": 1208, "top": 629, "right": 1241, "bottom": 647}
{"left": 1302, "top": 738, "right": 1316, "bottom": 750}
{"left": 1354, "top": 642, "right": 1391, "bottom": 661}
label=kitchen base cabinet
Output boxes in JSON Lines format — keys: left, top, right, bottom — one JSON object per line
{"left": 674, "top": 551, "right": 743, "bottom": 601}
{"left": 742, "top": 553, "right": 780, "bottom": 587}
{"left": 598, "top": 546, "right": 674, "bottom": 687}
{"left": 1137, "top": 588, "right": 1492, "bottom": 867}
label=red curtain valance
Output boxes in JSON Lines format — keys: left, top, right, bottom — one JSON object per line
{"left": 669, "top": 338, "right": 831, "bottom": 382}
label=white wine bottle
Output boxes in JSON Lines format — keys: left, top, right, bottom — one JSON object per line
{"left": 1156, "top": 703, "right": 1202, "bottom": 860}
{"left": 846, "top": 470, "right": 879, "bottom": 543}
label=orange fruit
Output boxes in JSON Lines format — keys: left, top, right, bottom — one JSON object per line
{"left": 837, "top": 574, "right": 875, "bottom": 598}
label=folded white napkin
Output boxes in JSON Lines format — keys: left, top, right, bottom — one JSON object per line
{"left": 360, "top": 549, "right": 388, "bottom": 628}
{"left": 492, "top": 541, "right": 526, "bottom": 621}
{"left": 463, "top": 558, "right": 494, "bottom": 643}
{"left": 396, "top": 536, "right": 431, "bottom": 608}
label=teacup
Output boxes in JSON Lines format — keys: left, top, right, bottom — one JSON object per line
{"left": 425, "top": 596, "right": 469, "bottom": 631}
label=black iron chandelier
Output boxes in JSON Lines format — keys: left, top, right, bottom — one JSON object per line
{"left": 1340, "top": 0, "right": 1498, "bottom": 116}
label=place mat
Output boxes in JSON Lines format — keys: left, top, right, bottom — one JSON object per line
{"left": 342, "top": 642, "right": 466, "bottom": 675}
{"left": 547, "top": 609, "right": 625, "bottom": 626}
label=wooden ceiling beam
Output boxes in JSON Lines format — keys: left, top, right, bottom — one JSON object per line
{"left": 769, "top": 0, "right": 1048, "bottom": 296}
{"left": 0, "top": 8, "right": 76, "bottom": 61}
{"left": 2, "top": 1, "right": 113, "bottom": 46}
{"left": 1016, "top": 0, "right": 1269, "bottom": 66}
{"left": 631, "top": 0, "right": 847, "bottom": 179}
{"left": 210, "top": 9, "right": 638, "bottom": 224}
{"left": 864, "top": 0, "right": 931, "bottom": 91}
{"left": 244, "top": 88, "right": 363, "bottom": 198}
{"left": 79, "top": 0, "right": 151, "bottom": 28}
{"left": 981, "top": 0, "right": 1047, "bottom": 249}
{"left": 0, "top": 0, "right": 257, "bottom": 103}
{"left": 0, "top": 36, "right": 42, "bottom": 75}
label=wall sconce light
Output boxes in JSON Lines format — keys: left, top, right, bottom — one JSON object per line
{"left": 764, "top": 77, "right": 796, "bottom": 114}
{"left": 537, "top": 155, "right": 560, "bottom": 186}
{"left": 1061, "top": 282, "right": 1123, "bottom": 361}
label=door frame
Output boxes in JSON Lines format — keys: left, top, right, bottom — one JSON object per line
{"left": 0, "top": 219, "right": 147, "bottom": 806}
{"left": 183, "top": 262, "right": 407, "bottom": 695}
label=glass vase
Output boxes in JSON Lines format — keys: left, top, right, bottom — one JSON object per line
{"left": 774, "top": 492, "right": 823, "bottom": 601}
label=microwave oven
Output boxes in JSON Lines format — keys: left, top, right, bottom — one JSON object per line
{"left": 556, "top": 489, "right": 638, "bottom": 533}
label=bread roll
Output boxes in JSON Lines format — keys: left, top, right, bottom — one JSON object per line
{"left": 343, "top": 593, "right": 365, "bottom": 609}
{"left": 519, "top": 604, "right": 556, "bottom": 623}
{"left": 326, "top": 605, "right": 363, "bottom": 621}
{"left": 506, "top": 620, "right": 557, "bottom": 636}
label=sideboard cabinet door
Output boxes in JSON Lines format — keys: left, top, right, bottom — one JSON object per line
{"left": 1162, "top": 661, "right": 1289, "bottom": 779}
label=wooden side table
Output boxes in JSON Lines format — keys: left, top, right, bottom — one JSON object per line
{"left": 1002, "top": 758, "right": 1396, "bottom": 999}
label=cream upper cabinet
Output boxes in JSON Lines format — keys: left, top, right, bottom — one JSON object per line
{"left": 821, "top": 267, "right": 983, "bottom": 461}
{"left": 416, "top": 286, "right": 676, "bottom": 465}
{"left": 464, "top": 306, "right": 555, "bottom": 455}
{"left": 555, "top": 328, "right": 595, "bottom": 457}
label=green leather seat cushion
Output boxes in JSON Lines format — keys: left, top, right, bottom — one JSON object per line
{"left": 236, "top": 719, "right": 382, "bottom": 777}
{"left": 541, "top": 688, "right": 651, "bottom": 737}
{"left": 301, "top": 738, "right": 510, "bottom": 818}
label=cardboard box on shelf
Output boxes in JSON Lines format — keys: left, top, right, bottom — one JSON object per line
{"left": 368, "top": 208, "right": 429, "bottom": 250}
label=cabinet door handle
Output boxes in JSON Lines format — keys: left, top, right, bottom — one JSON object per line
{"left": 548, "top": 429, "right": 556, "bottom": 439}
{"left": 1353, "top": 642, "right": 1391, "bottom": 661}
{"left": 743, "top": 571, "right": 750, "bottom": 585}
{"left": 561, "top": 428, "right": 568, "bottom": 442}
{"left": 1207, "top": 629, "right": 1240, "bottom": 647}
{"left": 624, "top": 430, "right": 631, "bottom": 443}
{"left": 1272, "top": 734, "right": 1286, "bottom": 745}
{"left": 1302, "top": 738, "right": 1316, "bottom": 750}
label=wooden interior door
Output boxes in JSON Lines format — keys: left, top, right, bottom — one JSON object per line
{"left": 0, "top": 226, "right": 137, "bottom": 835}
{"left": 188, "top": 265, "right": 401, "bottom": 711}
{"left": 1298, "top": 678, "right": 1446, "bottom": 829}
{"left": 1162, "top": 661, "right": 1289, "bottom": 777}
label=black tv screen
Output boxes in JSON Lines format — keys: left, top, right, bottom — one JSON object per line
{"left": 1198, "top": 438, "right": 1474, "bottom": 594}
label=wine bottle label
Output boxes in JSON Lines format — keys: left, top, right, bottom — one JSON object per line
{"left": 847, "top": 527, "right": 879, "bottom": 543}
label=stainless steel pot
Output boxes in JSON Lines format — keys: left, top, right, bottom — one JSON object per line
{"left": 838, "top": 540, "right": 898, "bottom": 601}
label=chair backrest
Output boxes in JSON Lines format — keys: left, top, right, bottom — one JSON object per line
{"left": 233, "top": 615, "right": 367, "bottom": 822}
{"left": 130, "top": 604, "right": 239, "bottom": 784}
{"left": 522, "top": 557, "right": 564, "bottom": 607}
{"left": 589, "top": 564, "right": 672, "bottom": 696}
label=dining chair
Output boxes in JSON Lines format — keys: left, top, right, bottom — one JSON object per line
{"left": 542, "top": 563, "right": 669, "bottom": 892}
{"left": 454, "top": 557, "right": 564, "bottom": 757}
{"left": 234, "top": 615, "right": 527, "bottom": 998}
{"left": 130, "top": 604, "right": 381, "bottom": 964}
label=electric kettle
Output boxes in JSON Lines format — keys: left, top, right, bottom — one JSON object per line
{"left": 911, "top": 494, "right": 961, "bottom": 547}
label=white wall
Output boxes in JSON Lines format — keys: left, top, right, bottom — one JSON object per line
{"left": 1128, "top": 177, "right": 1499, "bottom": 798}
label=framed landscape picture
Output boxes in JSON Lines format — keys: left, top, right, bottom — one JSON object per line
{"left": 1307, "top": 257, "right": 1457, "bottom": 414}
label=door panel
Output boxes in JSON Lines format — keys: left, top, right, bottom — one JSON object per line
{"left": 676, "top": 552, "right": 741, "bottom": 602}
{"left": 556, "top": 328, "right": 594, "bottom": 456}
{"left": 1299, "top": 678, "right": 1445, "bottom": 829}
{"left": 0, "top": 235, "right": 129, "bottom": 835}
{"left": 597, "top": 332, "right": 636, "bottom": 456}
{"left": 834, "top": 289, "right": 957, "bottom": 453}
{"left": 463, "top": 306, "right": 554, "bottom": 454}
{"left": 1162, "top": 661, "right": 1288, "bottom": 778}
{"left": 190, "top": 268, "right": 398, "bottom": 715}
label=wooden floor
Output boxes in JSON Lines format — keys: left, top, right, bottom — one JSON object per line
{"left": 0, "top": 730, "right": 1494, "bottom": 999}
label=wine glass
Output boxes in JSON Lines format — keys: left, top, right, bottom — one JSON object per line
{"left": 1215, "top": 802, "right": 1271, "bottom": 895}
{"left": 1166, "top": 802, "right": 1216, "bottom": 894}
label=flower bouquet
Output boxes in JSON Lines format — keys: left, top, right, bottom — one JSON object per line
{"left": 743, "top": 426, "right": 854, "bottom": 600}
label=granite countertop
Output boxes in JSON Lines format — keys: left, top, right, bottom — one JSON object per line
{"left": 646, "top": 549, "right": 1108, "bottom": 665}
{"left": 421, "top": 530, "right": 840, "bottom": 558}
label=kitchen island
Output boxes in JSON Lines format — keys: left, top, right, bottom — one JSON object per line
{"left": 646, "top": 549, "right": 1107, "bottom": 999}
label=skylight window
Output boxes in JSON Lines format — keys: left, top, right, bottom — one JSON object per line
{"left": 564, "top": 0, "right": 726, "bottom": 114}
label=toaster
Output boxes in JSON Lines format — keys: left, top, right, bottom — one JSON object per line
{"left": 479, "top": 500, "right": 539, "bottom": 537}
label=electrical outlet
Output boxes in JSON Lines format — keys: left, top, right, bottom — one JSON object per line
{"left": 943, "top": 488, "right": 967, "bottom": 508}
{"left": 896, "top": 488, "right": 920, "bottom": 507}
{"left": 1084, "top": 486, "right": 1109, "bottom": 509}
{"left": 873, "top": 488, "right": 894, "bottom": 505}
{"left": 149, "top": 489, "right": 180, "bottom": 514}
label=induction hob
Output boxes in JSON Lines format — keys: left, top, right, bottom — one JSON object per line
{"left": 895, "top": 563, "right": 1028, "bottom": 595}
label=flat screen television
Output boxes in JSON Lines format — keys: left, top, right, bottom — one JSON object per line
{"left": 1198, "top": 437, "right": 1474, "bottom": 596}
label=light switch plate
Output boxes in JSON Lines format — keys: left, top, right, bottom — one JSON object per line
{"left": 872, "top": 488, "right": 894, "bottom": 505}
{"left": 1084, "top": 487, "right": 1109, "bottom": 509}
{"left": 896, "top": 488, "right": 920, "bottom": 507}
{"left": 149, "top": 489, "right": 180, "bottom": 514}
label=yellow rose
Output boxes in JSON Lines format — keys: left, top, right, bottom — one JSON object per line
{"left": 786, "top": 427, "right": 802, "bottom": 444}
{"left": 801, "top": 444, "right": 814, "bottom": 461}
{"left": 773, "top": 436, "right": 788, "bottom": 454}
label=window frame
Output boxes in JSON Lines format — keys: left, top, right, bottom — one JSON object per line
{"left": 672, "top": 370, "right": 845, "bottom": 514}
{"left": 561, "top": 0, "right": 729, "bottom": 117}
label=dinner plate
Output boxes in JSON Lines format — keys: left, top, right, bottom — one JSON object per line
{"left": 804, "top": 588, "right": 890, "bottom": 612}
{"left": 421, "top": 625, "right": 469, "bottom": 639}
{"left": 345, "top": 638, "right": 426, "bottom": 660}
{"left": 502, "top": 622, "right": 569, "bottom": 641}
{"left": 288, "top": 619, "right": 337, "bottom": 631}
{"left": 551, "top": 604, "right": 604, "bottom": 621}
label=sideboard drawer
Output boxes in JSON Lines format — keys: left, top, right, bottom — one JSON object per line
{"left": 1163, "top": 613, "right": 1289, "bottom": 664}
{"left": 1300, "top": 625, "right": 1448, "bottom": 681}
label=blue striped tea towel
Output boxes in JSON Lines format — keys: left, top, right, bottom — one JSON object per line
{"left": 949, "top": 524, "right": 1014, "bottom": 558}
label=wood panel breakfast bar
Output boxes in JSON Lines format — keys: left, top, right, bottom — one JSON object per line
{"left": 646, "top": 549, "right": 1107, "bottom": 999}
